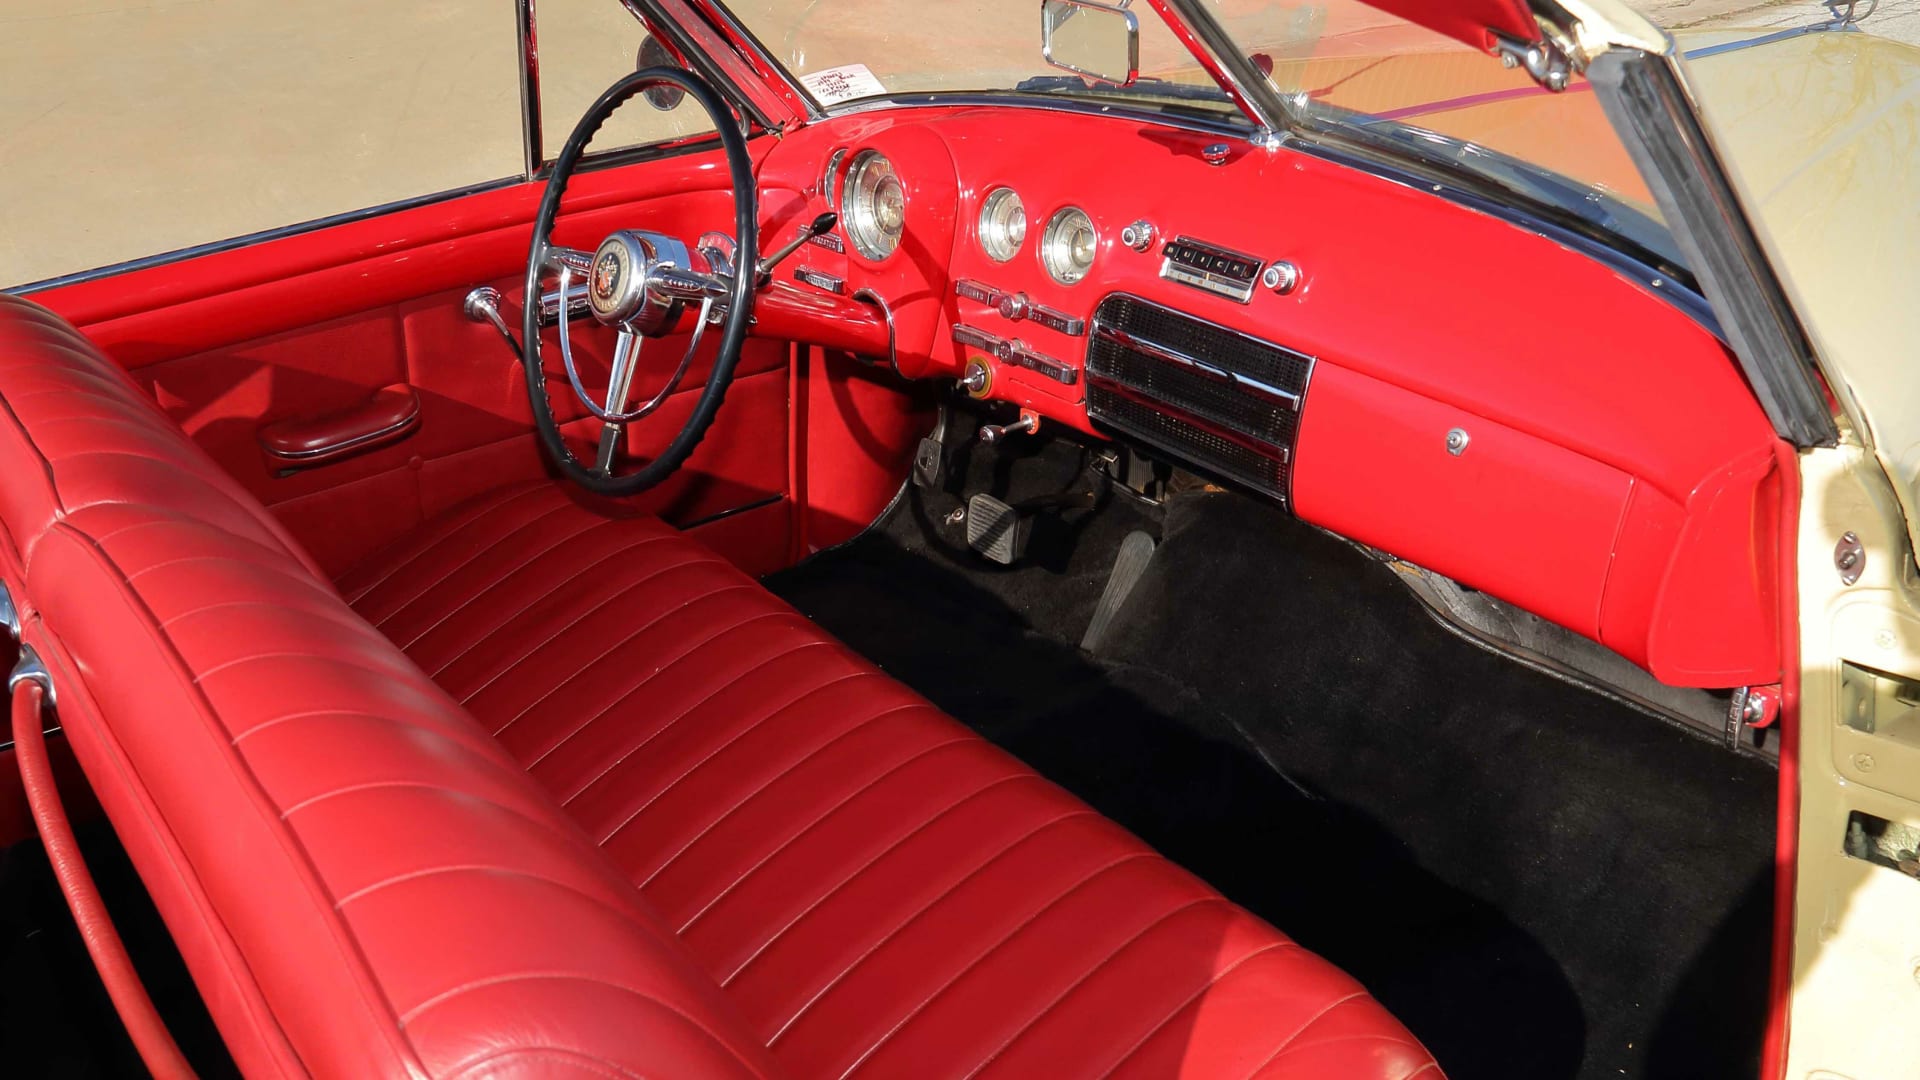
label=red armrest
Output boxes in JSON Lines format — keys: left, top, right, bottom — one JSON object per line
{"left": 257, "top": 383, "right": 420, "bottom": 468}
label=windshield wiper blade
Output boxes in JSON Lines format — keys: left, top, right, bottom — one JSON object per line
{"left": 1013, "top": 73, "right": 1233, "bottom": 104}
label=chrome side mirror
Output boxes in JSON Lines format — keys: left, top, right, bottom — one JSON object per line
{"left": 636, "top": 36, "right": 687, "bottom": 110}
{"left": 1041, "top": 0, "right": 1139, "bottom": 87}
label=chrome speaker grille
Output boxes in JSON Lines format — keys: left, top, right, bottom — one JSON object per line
{"left": 1085, "top": 294, "right": 1313, "bottom": 505}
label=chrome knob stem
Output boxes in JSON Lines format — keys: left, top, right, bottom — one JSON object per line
{"left": 978, "top": 415, "right": 1038, "bottom": 445}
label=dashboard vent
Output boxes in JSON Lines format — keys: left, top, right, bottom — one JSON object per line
{"left": 1085, "top": 293, "right": 1313, "bottom": 505}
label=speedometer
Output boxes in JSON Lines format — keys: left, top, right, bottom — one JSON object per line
{"left": 978, "top": 187, "right": 1026, "bottom": 263}
{"left": 1041, "top": 207, "right": 1097, "bottom": 285}
{"left": 841, "top": 150, "right": 905, "bottom": 261}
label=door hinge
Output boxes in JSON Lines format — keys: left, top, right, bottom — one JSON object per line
{"left": 1492, "top": 30, "right": 1576, "bottom": 92}
{"left": 1727, "top": 684, "right": 1782, "bottom": 749}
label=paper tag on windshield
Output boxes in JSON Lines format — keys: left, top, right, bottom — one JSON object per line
{"left": 800, "top": 64, "right": 887, "bottom": 104}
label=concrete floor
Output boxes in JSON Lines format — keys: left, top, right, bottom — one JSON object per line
{"left": 0, "top": 0, "right": 1911, "bottom": 289}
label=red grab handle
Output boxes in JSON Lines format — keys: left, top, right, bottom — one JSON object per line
{"left": 12, "top": 673, "right": 196, "bottom": 1079}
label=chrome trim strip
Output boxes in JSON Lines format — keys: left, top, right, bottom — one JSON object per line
{"left": 1150, "top": 0, "right": 1292, "bottom": 142}
{"left": 1588, "top": 49, "right": 1839, "bottom": 448}
{"left": 7, "top": 177, "right": 520, "bottom": 295}
{"left": 1680, "top": 21, "right": 1853, "bottom": 61}
{"left": 516, "top": 0, "right": 543, "bottom": 180}
{"left": 952, "top": 323, "right": 1003, "bottom": 352}
{"left": 1090, "top": 292, "right": 1312, "bottom": 405}
{"left": 853, "top": 287, "right": 904, "bottom": 378}
{"left": 1086, "top": 374, "right": 1291, "bottom": 465}
{"left": 1027, "top": 304, "right": 1085, "bottom": 336}
{"left": 821, "top": 92, "right": 1255, "bottom": 142}
{"left": 1092, "top": 323, "right": 1298, "bottom": 406}
{"left": 691, "top": 0, "right": 821, "bottom": 120}
{"left": 795, "top": 266, "right": 846, "bottom": 295}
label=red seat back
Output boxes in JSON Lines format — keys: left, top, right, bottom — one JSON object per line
{"left": 0, "top": 294, "right": 778, "bottom": 1078}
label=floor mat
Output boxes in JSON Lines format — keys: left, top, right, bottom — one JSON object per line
{"left": 766, "top": 442, "right": 1777, "bottom": 1080}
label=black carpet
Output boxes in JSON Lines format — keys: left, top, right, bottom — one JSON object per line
{"left": 766, "top": 432, "right": 1777, "bottom": 1080}
{"left": 0, "top": 823, "right": 237, "bottom": 1078}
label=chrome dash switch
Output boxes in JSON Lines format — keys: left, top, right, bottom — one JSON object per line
{"left": 1120, "top": 220, "right": 1157, "bottom": 253}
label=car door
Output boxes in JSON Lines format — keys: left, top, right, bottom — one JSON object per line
{"left": 2, "top": 1, "right": 807, "bottom": 576}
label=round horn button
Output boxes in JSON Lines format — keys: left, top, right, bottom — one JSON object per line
{"left": 587, "top": 232, "right": 650, "bottom": 325}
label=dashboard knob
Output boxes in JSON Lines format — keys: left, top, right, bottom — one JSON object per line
{"left": 959, "top": 358, "right": 992, "bottom": 397}
{"left": 996, "top": 291, "right": 1029, "bottom": 321}
{"left": 1261, "top": 260, "right": 1300, "bottom": 295}
{"left": 1120, "top": 220, "right": 1157, "bottom": 253}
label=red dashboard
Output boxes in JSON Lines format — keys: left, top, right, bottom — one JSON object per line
{"left": 29, "top": 100, "right": 1787, "bottom": 690}
{"left": 757, "top": 105, "right": 1786, "bottom": 689}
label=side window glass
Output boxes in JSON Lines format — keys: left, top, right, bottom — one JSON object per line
{"left": 1, "top": 5, "right": 526, "bottom": 288}
{"left": 536, "top": 2, "right": 719, "bottom": 160}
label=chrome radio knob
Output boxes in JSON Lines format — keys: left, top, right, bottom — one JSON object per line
{"left": 1120, "top": 220, "right": 1157, "bottom": 253}
{"left": 1261, "top": 260, "right": 1300, "bottom": 295}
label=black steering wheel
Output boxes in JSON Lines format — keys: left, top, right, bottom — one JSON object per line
{"left": 521, "top": 67, "right": 758, "bottom": 496}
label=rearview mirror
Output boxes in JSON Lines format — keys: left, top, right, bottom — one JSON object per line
{"left": 1041, "top": 0, "right": 1139, "bottom": 87}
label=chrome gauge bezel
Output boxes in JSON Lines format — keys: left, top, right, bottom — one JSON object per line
{"left": 977, "top": 187, "right": 1026, "bottom": 263}
{"left": 821, "top": 147, "right": 850, "bottom": 208}
{"left": 1041, "top": 206, "right": 1097, "bottom": 286}
{"left": 841, "top": 149, "right": 905, "bottom": 262}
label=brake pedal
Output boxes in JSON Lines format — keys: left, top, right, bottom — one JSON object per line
{"left": 1081, "top": 530, "right": 1156, "bottom": 652}
{"left": 966, "top": 493, "right": 1030, "bottom": 565}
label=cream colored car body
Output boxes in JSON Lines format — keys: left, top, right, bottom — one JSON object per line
{"left": 1567, "top": 5, "right": 1920, "bottom": 1077}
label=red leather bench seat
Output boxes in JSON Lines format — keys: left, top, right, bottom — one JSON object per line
{"left": 0, "top": 293, "right": 1441, "bottom": 1078}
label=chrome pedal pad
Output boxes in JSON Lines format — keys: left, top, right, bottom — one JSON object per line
{"left": 965, "top": 493, "right": 1029, "bottom": 565}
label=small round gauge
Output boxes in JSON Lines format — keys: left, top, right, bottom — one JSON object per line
{"left": 841, "top": 150, "right": 906, "bottom": 261}
{"left": 1041, "top": 206, "right": 1097, "bottom": 285}
{"left": 977, "top": 187, "right": 1026, "bottom": 263}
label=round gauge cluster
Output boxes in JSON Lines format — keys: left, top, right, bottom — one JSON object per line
{"left": 841, "top": 150, "right": 906, "bottom": 261}
{"left": 977, "top": 187, "right": 1026, "bottom": 263}
{"left": 1041, "top": 207, "right": 1097, "bottom": 285}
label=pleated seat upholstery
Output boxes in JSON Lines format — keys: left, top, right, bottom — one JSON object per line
{"left": 339, "top": 481, "right": 1444, "bottom": 1079}
{"left": 1, "top": 291, "right": 1440, "bottom": 1078}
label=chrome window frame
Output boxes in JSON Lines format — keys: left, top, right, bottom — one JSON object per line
{"left": 1587, "top": 47, "right": 1840, "bottom": 448}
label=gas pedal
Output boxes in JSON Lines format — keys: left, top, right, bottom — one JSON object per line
{"left": 1081, "top": 530, "right": 1156, "bottom": 652}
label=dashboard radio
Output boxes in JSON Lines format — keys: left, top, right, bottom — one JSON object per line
{"left": 1159, "top": 236, "right": 1262, "bottom": 304}
{"left": 1085, "top": 294, "right": 1312, "bottom": 505}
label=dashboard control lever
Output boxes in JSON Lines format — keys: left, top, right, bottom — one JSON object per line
{"left": 757, "top": 212, "right": 839, "bottom": 282}
{"left": 463, "top": 286, "right": 524, "bottom": 358}
{"left": 978, "top": 413, "right": 1039, "bottom": 445}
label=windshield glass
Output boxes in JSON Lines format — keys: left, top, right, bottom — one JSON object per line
{"left": 721, "top": 0, "right": 1679, "bottom": 269}
{"left": 724, "top": 0, "right": 1243, "bottom": 122}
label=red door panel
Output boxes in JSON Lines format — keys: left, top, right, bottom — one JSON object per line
{"left": 1295, "top": 361, "right": 1630, "bottom": 640}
